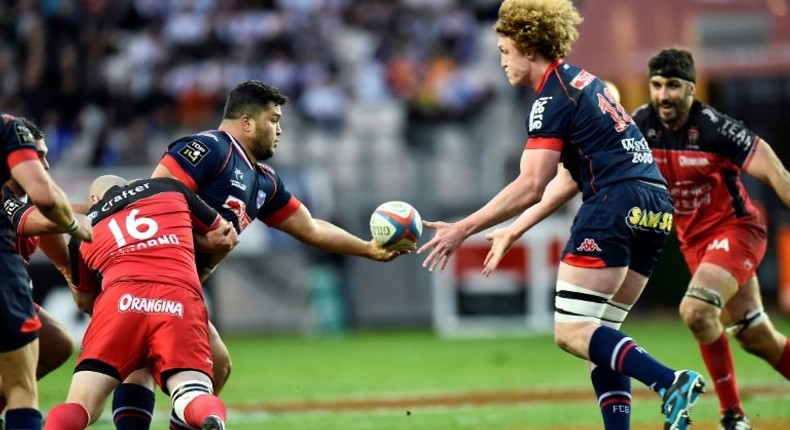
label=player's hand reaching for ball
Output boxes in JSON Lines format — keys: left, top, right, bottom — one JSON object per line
{"left": 417, "top": 220, "right": 469, "bottom": 272}
{"left": 366, "top": 239, "right": 414, "bottom": 262}
{"left": 482, "top": 227, "right": 519, "bottom": 277}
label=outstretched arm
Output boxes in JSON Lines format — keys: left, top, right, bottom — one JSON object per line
{"left": 483, "top": 167, "right": 578, "bottom": 276}
{"left": 275, "top": 205, "right": 410, "bottom": 261}
{"left": 418, "top": 148, "right": 561, "bottom": 272}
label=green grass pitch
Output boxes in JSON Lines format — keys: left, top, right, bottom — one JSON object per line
{"left": 37, "top": 317, "right": 790, "bottom": 429}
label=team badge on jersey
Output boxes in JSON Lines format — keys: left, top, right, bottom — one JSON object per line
{"left": 178, "top": 140, "right": 210, "bottom": 166}
{"left": 256, "top": 190, "right": 266, "bottom": 209}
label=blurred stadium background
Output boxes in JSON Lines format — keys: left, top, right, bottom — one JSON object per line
{"left": 3, "top": 0, "right": 790, "bottom": 338}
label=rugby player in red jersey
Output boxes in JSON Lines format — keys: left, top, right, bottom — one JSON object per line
{"left": 633, "top": 47, "right": 790, "bottom": 430}
{"left": 44, "top": 175, "right": 237, "bottom": 430}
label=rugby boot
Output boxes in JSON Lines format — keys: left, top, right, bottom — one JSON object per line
{"left": 720, "top": 408, "right": 752, "bottom": 430}
{"left": 659, "top": 370, "right": 705, "bottom": 430}
{"left": 201, "top": 415, "right": 225, "bottom": 430}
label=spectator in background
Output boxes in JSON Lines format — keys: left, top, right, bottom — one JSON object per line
{"left": 420, "top": 1, "right": 704, "bottom": 429}
{"left": 633, "top": 47, "right": 790, "bottom": 430}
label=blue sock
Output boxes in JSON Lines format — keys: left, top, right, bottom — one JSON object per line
{"left": 5, "top": 408, "right": 42, "bottom": 430}
{"left": 112, "top": 383, "right": 155, "bottom": 430}
{"left": 588, "top": 326, "right": 676, "bottom": 392}
{"left": 591, "top": 365, "right": 631, "bottom": 429}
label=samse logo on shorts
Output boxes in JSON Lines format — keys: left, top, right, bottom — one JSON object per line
{"left": 118, "top": 293, "right": 184, "bottom": 318}
{"left": 625, "top": 207, "right": 673, "bottom": 234}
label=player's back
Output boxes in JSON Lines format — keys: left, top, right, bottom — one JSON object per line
{"left": 534, "top": 62, "right": 666, "bottom": 198}
{"left": 82, "top": 179, "right": 206, "bottom": 292}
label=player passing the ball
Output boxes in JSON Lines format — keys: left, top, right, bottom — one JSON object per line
{"left": 633, "top": 47, "right": 790, "bottom": 430}
{"left": 107, "top": 79, "right": 413, "bottom": 430}
{"left": 418, "top": 1, "right": 704, "bottom": 429}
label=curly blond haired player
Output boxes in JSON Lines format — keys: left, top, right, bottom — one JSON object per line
{"left": 419, "top": 2, "right": 705, "bottom": 429}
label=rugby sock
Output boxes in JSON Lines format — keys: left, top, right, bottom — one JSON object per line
{"left": 183, "top": 394, "right": 226, "bottom": 428}
{"left": 42, "top": 403, "right": 85, "bottom": 430}
{"left": 700, "top": 332, "right": 741, "bottom": 414}
{"left": 588, "top": 326, "right": 676, "bottom": 392}
{"left": 773, "top": 339, "right": 790, "bottom": 379}
{"left": 168, "top": 410, "right": 196, "bottom": 430}
{"left": 6, "top": 408, "right": 43, "bottom": 430}
{"left": 591, "top": 365, "right": 631, "bottom": 430}
{"left": 112, "top": 383, "right": 155, "bottom": 430}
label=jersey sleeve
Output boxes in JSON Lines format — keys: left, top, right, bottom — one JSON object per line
{"left": 1, "top": 116, "right": 39, "bottom": 168}
{"left": 712, "top": 113, "right": 759, "bottom": 167}
{"left": 158, "top": 134, "right": 230, "bottom": 192}
{"left": 165, "top": 178, "right": 223, "bottom": 234}
{"left": 3, "top": 187, "right": 36, "bottom": 237}
{"left": 255, "top": 164, "right": 302, "bottom": 226}
{"left": 524, "top": 94, "right": 573, "bottom": 151}
{"left": 69, "top": 237, "right": 101, "bottom": 294}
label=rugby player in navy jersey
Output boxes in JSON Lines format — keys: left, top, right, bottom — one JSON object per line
{"left": 1, "top": 121, "right": 90, "bottom": 412}
{"left": 0, "top": 114, "right": 92, "bottom": 430}
{"left": 633, "top": 47, "right": 790, "bottom": 430}
{"left": 106, "top": 80, "right": 410, "bottom": 430}
{"left": 418, "top": 1, "right": 704, "bottom": 429}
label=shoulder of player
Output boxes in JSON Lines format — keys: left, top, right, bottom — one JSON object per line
{"left": 255, "top": 161, "right": 279, "bottom": 177}
{"left": 631, "top": 103, "right": 652, "bottom": 123}
{"left": 691, "top": 101, "right": 746, "bottom": 135}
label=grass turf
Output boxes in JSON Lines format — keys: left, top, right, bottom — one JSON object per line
{"left": 37, "top": 317, "right": 790, "bottom": 429}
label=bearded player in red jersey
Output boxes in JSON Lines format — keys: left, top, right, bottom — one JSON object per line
{"left": 45, "top": 175, "right": 237, "bottom": 430}
{"left": 633, "top": 47, "right": 790, "bottom": 430}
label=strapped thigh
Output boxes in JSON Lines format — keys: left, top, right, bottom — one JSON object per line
{"left": 555, "top": 280, "right": 613, "bottom": 323}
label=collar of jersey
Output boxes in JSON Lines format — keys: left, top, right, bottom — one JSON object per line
{"left": 223, "top": 131, "right": 255, "bottom": 170}
{"left": 536, "top": 59, "right": 564, "bottom": 94}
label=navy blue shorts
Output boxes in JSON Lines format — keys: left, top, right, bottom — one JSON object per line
{"left": 0, "top": 251, "right": 40, "bottom": 352}
{"left": 562, "top": 180, "right": 673, "bottom": 277}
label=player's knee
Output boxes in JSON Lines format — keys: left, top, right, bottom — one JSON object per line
{"left": 679, "top": 291, "right": 720, "bottom": 334}
{"left": 212, "top": 351, "right": 232, "bottom": 395}
{"left": 37, "top": 324, "right": 75, "bottom": 379}
{"left": 730, "top": 310, "right": 771, "bottom": 356}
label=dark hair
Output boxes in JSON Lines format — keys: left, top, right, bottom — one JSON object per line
{"left": 19, "top": 117, "right": 45, "bottom": 139}
{"left": 648, "top": 48, "right": 696, "bottom": 83}
{"left": 223, "top": 80, "right": 288, "bottom": 120}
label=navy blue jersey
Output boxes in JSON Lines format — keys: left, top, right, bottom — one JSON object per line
{"left": 0, "top": 114, "right": 40, "bottom": 253}
{"left": 525, "top": 62, "right": 666, "bottom": 200}
{"left": 2, "top": 184, "right": 39, "bottom": 262}
{"left": 159, "top": 130, "right": 301, "bottom": 233}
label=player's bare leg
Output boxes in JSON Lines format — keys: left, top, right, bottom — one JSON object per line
{"left": 45, "top": 370, "right": 119, "bottom": 429}
{"left": 555, "top": 263, "right": 704, "bottom": 429}
{"left": 0, "top": 339, "right": 42, "bottom": 429}
{"left": 36, "top": 307, "right": 75, "bottom": 379}
{"left": 679, "top": 262, "right": 747, "bottom": 426}
{"left": 208, "top": 322, "right": 231, "bottom": 394}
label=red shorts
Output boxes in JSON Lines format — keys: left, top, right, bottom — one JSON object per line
{"left": 77, "top": 282, "right": 212, "bottom": 388}
{"left": 680, "top": 223, "right": 767, "bottom": 286}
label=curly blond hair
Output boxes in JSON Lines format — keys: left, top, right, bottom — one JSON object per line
{"left": 494, "top": 0, "right": 583, "bottom": 60}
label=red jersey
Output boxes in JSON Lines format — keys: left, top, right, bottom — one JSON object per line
{"left": 632, "top": 101, "right": 766, "bottom": 247}
{"left": 78, "top": 178, "right": 222, "bottom": 294}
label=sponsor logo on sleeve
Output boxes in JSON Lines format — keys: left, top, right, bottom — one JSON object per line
{"left": 529, "top": 96, "right": 552, "bottom": 132}
{"left": 178, "top": 140, "right": 210, "bottom": 166}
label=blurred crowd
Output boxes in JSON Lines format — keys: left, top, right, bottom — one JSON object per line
{"left": 0, "top": 0, "right": 500, "bottom": 168}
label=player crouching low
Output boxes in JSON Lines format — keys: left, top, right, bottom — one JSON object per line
{"left": 44, "top": 175, "right": 238, "bottom": 430}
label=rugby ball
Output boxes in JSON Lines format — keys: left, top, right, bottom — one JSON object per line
{"left": 369, "top": 201, "right": 423, "bottom": 251}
